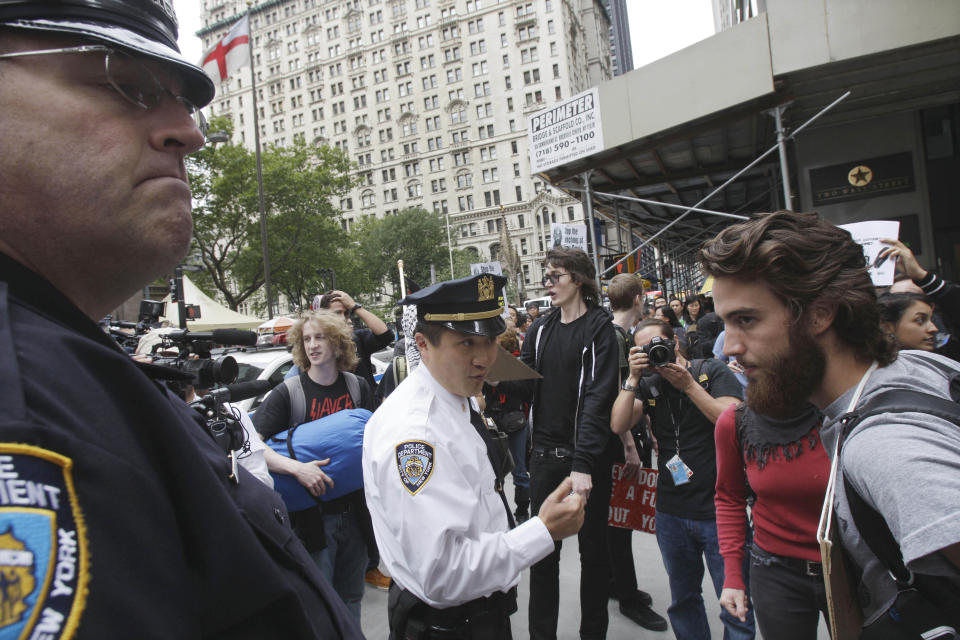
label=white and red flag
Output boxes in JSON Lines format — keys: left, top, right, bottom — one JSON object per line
{"left": 201, "top": 14, "right": 250, "bottom": 84}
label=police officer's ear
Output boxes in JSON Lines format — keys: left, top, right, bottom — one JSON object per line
{"left": 414, "top": 332, "right": 431, "bottom": 354}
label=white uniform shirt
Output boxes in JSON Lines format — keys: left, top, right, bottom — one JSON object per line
{"left": 362, "top": 364, "right": 554, "bottom": 608}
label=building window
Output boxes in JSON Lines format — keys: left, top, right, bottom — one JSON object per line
{"left": 483, "top": 190, "right": 501, "bottom": 207}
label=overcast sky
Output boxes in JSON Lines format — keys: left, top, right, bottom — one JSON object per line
{"left": 174, "top": 0, "right": 716, "bottom": 72}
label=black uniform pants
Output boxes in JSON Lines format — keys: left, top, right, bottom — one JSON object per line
{"left": 528, "top": 449, "right": 613, "bottom": 640}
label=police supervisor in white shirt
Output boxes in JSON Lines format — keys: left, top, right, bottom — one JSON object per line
{"left": 363, "top": 273, "right": 585, "bottom": 639}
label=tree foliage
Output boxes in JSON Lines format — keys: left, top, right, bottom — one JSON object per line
{"left": 353, "top": 207, "right": 453, "bottom": 300}
{"left": 186, "top": 116, "right": 357, "bottom": 312}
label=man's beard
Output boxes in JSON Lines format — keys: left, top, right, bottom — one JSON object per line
{"left": 745, "top": 323, "right": 825, "bottom": 419}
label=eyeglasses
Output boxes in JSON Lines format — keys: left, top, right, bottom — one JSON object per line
{"left": 0, "top": 45, "right": 208, "bottom": 135}
{"left": 542, "top": 272, "right": 570, "bottom": 287}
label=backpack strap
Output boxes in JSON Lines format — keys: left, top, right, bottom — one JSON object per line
{"left": 282, "top": 376, "right": 307, "bottom": 429}
{"left": 690, "top": 358, "right": 709, "bottom": 391}
{"left": 839, "top": 388, "right": 960, "bottom": 597}
{"left": 838, "top": 389, "right": 960, "bottom": 451}
{"left": 613, "top": 324, "right": 631, "bottom": 384}
{"left": 392, "top": 355, "right": 408, "bottom": 384}
{"left": 343, "top": 371, "right": 361, "bottom": 408}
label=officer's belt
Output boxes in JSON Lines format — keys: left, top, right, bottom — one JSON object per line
{"left": 389, "top": 581, "right": 517, "bottom": 636}
{"left": 419, "top": 587, "right": 517, "bottom": 625}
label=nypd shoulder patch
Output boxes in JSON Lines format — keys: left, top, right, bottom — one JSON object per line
{"left": 0, "top": 444, "right": 88, "bottom": 639}
{"left": 395, "top": 441, "right": 435, "bottom": 495}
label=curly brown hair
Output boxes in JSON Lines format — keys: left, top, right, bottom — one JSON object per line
{"left": 289, "top": 310, "right": 359, "bottom": 372}
{"left": 698, "top": 210, "right": 895, "bottom": 366}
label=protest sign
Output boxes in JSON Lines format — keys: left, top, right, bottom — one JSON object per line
{"left": 838, "top": 220, "right": 900, "bottom": 287}
{"left": 550, "top": 223, "right": 587, "bottom": 252}
{"left": 607, "top": 463, "right": 658, "bottom": 534}
{"left": 469, "top": 261, "right": 503, "bottom": 276}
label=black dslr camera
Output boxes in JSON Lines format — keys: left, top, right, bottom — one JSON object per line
{"left": 150, "top": 330, "right": 243, "bottom": 395}
{"left": 643, "top": 336, "right": 676, "bottom": 367}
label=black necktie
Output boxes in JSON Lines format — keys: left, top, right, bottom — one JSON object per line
{"left": 469, "top": 408, "right": 517, "bottom": 529}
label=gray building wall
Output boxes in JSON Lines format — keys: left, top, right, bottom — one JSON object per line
{"left": 796, "top": 111, "right": 935, "bottom": 268}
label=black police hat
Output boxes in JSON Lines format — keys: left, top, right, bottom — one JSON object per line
{"left": 401, "top": 273, "right": 507, "bottom": 337}
{"left": 0, "top": 0, "right": 215, "bottom": 107}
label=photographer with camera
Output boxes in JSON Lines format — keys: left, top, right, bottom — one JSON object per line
{"left": 611, "top": 319, "right": 754, "bottom": 640}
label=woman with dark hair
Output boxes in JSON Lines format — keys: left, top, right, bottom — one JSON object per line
{"left": 653, "top": 304, "right": 688, "bottom": 354}
{"left": 682, "top": 295, "right": 704, "bottom": 329}
{"left": 878, "top": 292, "right": 938, "bottom": 352}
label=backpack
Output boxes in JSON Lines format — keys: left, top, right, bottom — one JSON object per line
{"left": 391, "top": 355, "right": 408, "bottom": 386}
{"left": 282, "top": 371, "right": 362, "bottom": 428}
{"left": 613, "top": 324, "right": 632, "bottom": 384}
{"left": 837, "top": 388, "right": 960, "bottom": 638}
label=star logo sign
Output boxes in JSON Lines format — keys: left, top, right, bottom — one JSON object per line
{"left": 847, "top": 165, "right": 873, "bottom": 186}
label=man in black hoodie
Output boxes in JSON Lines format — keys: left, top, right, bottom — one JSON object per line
{"left": 499, "top": 247, "right": 619, "bottom": 639}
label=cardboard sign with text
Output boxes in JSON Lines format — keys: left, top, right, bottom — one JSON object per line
{"left": 607, "top": 463, "right": 658, "bottom": 534}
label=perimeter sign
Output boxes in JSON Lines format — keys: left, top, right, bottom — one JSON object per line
{"left": 528, "top": 88, "right": 603, "bottom": 174}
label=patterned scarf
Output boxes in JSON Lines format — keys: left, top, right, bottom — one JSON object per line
{"left": 402, "top": 304, "right": 421, "bottom": 371}
{"left": 735, "top": 402, "right": 822, "bottom": 470}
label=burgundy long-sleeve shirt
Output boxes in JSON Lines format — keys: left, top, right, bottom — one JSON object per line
{"left": 714, "top": 403, "right": 831, "bottom": 590}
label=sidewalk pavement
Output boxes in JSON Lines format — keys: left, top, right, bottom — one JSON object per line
{"left": 358, "top": 513, "right": 830, "bottom": 639}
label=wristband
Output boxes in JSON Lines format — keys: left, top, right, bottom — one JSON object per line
{"left": 351, "top": 303, "right": 363, "bottom": 315}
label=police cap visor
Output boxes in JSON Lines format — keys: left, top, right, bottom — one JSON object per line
{"left": 0, "top": 0, "right": 215, "bottom": 107}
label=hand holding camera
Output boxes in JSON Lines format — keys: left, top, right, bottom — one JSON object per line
{"left": 631, "top": 336, "right": 694, "bottom": 393}
{"left": 628, "top": 336, "right": 677, "bottom": 377}
{"left": 627, "top": 345, "right": 651, "bottom": 380}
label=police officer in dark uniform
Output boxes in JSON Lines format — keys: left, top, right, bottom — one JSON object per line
{"left": 362, "top": 274, "right": 585, "bottom": 639}
{"left": 0, "top": 2, "right": 361, "bottom": 637}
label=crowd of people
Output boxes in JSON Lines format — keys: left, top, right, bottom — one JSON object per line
{"left": 1, "top": 2, "right": 958, "bottom": 638}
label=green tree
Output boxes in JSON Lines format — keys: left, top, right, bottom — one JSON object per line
{"left": 352, "top": 207, "right": 454, "bottom": 300}
{"left": 186, "top": 116, "right": 357, "bottom": 313}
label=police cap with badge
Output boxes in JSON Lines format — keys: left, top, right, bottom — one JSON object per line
{"left": 0, "top": 0, "right": 215, "bottom": 108}
{"left": 401, "top": 273, "right": 508, "bottom": 337}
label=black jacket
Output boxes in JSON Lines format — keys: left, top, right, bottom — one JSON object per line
{"left": 0, "top": 253, "right": 362, "bottom": 639}
{"left": 502, "top": 304, "right": 619, "bottom": 475}
{"left": 916, "top": 271, "right": 960, "bottom": 361}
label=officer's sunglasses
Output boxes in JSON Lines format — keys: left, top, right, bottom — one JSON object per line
{"left": 0, "top": 44, "right": 208, "bottom": 135}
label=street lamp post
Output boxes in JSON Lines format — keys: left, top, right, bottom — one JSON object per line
{"left": 445, "top": 211, "right": 455, "bottom": 278}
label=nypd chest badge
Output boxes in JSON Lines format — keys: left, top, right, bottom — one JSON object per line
{"left": 0, "top": 444, "right": 88, "bottom": 640}
{"left": 395, "top": 441, "right": 435, "bottom": 495}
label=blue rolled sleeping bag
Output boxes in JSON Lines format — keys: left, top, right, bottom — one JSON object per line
{"left": 267, "top": 408, "right": 372, "bottom": 511}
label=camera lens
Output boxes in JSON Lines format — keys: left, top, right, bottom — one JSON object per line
{"left": 648, "top": 344, "right": 669, "bottom": 367}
